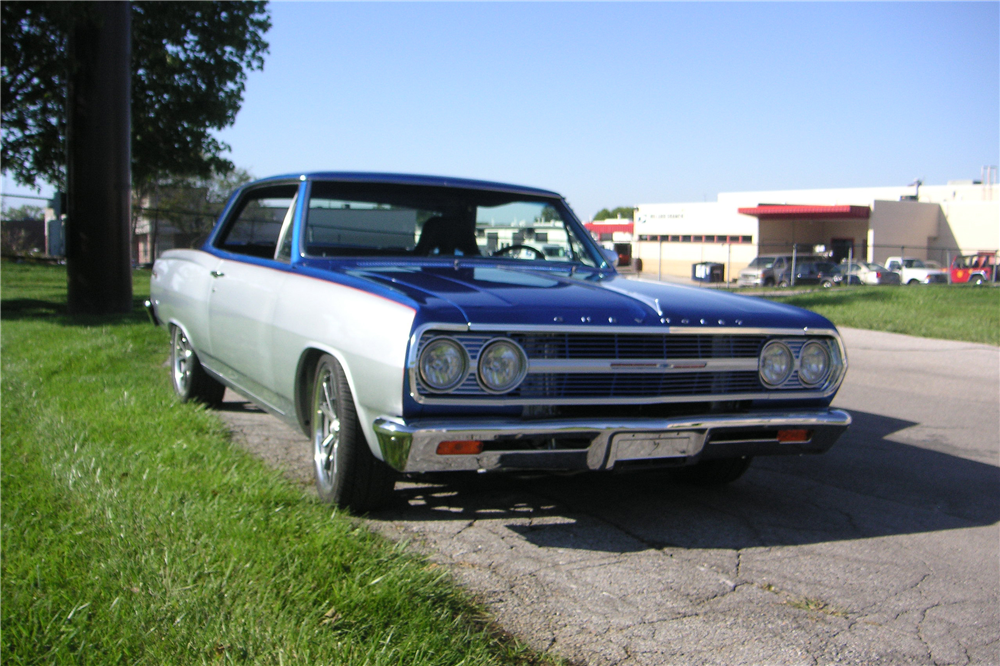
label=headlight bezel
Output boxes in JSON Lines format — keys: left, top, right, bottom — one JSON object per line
{"left": 476, "top": 337, "right": 528, "bottom": 394}
{"left": 758, "top": 340, "right": 794, "bottom": 388}
{"left": 418, "top": 336, "right": 469, "bottom": 393}
{"left": 797, "top": 340, "right": 832, "bottom": 387}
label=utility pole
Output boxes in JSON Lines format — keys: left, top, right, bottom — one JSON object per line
{"left": 66, "top": 2, "right": 132, "bottom": 314}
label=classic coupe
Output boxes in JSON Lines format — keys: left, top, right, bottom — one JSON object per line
{"left": 147, "top": 173, "right": 851, "bottom": 512}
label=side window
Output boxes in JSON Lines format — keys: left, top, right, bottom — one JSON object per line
{"left": 215, "top": 184, "right": 299, "bottom": 259}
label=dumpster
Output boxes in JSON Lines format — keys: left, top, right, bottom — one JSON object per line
{"left": 692, "top": 262, "right": 725, "bottom": 282}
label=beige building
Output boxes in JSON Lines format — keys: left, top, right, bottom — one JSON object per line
{"left": 635, "top": 180, "right": 999, "bottom": 280}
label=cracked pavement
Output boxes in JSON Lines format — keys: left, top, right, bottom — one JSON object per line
{"left": 217, "top": 327, "right": 999, "bottom": 665}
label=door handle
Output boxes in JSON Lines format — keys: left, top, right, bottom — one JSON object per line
{"left": 210, "top": 270, "right": 225, "bottom": 278}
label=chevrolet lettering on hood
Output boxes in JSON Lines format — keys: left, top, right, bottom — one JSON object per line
{"left": 147, "top": 173, "right": 850, "bottom": 512}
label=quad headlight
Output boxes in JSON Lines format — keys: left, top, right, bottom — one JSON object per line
{"left": 759, "top": 340, "right": 794, "bottom": 387}
{"left": 477, "top": 338, "right": 528, "bottom": 394}
{"left": 418, "top": 337, "right": 468, "bottom": 392}
{"left": 798, "top": 340, "right": 831, "bottom": 387}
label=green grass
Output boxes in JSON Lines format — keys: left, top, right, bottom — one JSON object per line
{"left": 1, "top": 262, "right": 555, "bottom": 665}
{"left": 756, "top": 284, "right": 999, "bottom": 346}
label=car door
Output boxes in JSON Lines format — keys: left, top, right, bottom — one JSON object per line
{"left": 206, "top": 183, "right": 300, "bottom": 414}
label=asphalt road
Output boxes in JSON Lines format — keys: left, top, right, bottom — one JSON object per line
{"left": 217, "top": 327, "right": 999, "bottom": 665}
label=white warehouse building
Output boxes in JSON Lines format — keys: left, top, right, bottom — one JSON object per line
{"left": 634, "top": 180, "right": 999, "bottom": 281}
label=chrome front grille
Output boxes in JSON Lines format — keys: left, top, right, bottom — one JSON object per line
{"left": 410, "top": 329, "right": 844, "bottom": 404}
{"left": 517, "top": 371, "right": 763, "bottom": 399}
{"left": 510, "top": 333, "right": 765, "bottom": 360}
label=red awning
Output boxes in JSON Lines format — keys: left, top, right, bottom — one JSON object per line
{"left": 584, "top": 221, "right": 634, "bottom": 235}
{"left": 737, "top": 205, "right": 870, "bottom": 220}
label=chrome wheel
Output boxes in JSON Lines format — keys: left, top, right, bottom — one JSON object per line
{"left": 168, "top": 325, "right": 226, "bottom": 405}
{"left": 312, "top": 360, "right": 341, "bottom": 495}
{"left": 308, "top": 354, "right": 396, "bottom": 511}
{"left": 172, "top": 327, "right": 194, "bottom": 396}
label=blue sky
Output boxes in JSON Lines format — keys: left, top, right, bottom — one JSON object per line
{"left": 4, "top": 2, "right": 998, "bottom": 220}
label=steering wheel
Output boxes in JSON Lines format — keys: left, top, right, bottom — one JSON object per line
{"left": 492, "top": 244, "right": 546, "bottom": 260}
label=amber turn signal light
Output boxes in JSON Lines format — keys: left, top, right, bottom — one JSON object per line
{"left": 776, "top": 429, "right": 811, "bottom": 443}
{"left": 436, "top": 440, "right": 484, "bottom": 455}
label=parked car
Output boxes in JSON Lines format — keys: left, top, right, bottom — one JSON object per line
{"left": 884, "top": 256, "right": 948, "bottom": 285}
{"left": 840, "top": 261, "right": 901, "bottom": 286}
{"left": 950, "top": 253, "right": 997, "bottom": 284}
{"left": 775, "top": 261, "right": 843, "bottom": 288}
{"left": 738, "top": 254, "right": 823, "bottom": 287}
{"left": 147, "top": 173, "right": 851, "bottom": 512}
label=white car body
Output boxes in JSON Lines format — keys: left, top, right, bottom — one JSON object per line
{"left": 884, "top": 257, "right": 948, "bottom": 285}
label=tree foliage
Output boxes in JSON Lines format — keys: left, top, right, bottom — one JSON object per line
{"left": 1, "top": 204, "right": 45, "bottom": 221}
{"left": 139, "top": 168, "right": 253, "bottom": 241}
{"left": 1, "top": 1, "right": 270, "bottom": 190}
{"left": 594, "top": 206, "right": 635, "bottom": 221}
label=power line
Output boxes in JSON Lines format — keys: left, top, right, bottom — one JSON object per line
{"left": 1, "top": 193, "right": 51, "bottom": 201}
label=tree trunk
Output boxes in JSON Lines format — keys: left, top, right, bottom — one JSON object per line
{"left": 66, "top": 2, "right": 132, "bottom": 315}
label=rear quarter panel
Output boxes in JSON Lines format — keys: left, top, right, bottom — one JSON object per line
{"left": 150, "top": 249, "right": 222, "bottom": 354}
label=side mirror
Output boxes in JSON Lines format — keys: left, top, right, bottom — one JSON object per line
{"left": 600, "top": 248, "right": 619, "bottom": 267}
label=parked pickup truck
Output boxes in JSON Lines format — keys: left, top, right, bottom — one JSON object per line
{"left": 884, "top": 257, "right": 948, "bottom": 285}
{"left": 949, "top": 253, "right": 997, "bottom": 284}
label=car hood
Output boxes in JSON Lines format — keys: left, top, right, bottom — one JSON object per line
{"left": 341, "top": 263, "right": 833, "bottom": 331}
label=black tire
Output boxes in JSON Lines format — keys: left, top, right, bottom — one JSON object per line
{"left": 668, "top": 457, "right": 753, "bottom": 486}
{"left": 170, "top": 325, "right": 226, "bottom": 405}
{"left": 907, "top": 279, "right": 921, "bottom": 285}
{"left": 310, "top": 354, "right": 395, "bottom": 512}
{"left": 778, "top": 279, "right": 790, "bottom": 288}
{"left": 970, "top": 275, "right": 984, "bottom": 285}
{"left": 821, "top": 279, "right": 834, "bottom": 289}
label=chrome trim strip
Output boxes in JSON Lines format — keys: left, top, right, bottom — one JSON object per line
{"left": 527, "top": 357, "right": 758, "bottom": 374}
{"left": 403, "top": 390, "right": 836, "bottom": 407}
{"left": 374, "top": 408, "right": 852, "bottom": 473}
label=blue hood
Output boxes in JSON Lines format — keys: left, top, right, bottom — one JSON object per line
{"left": 340, "top": 263, "right": 834, "bottom": 331}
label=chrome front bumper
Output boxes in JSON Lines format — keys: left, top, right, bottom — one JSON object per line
{"left": 373, "top": 409, "right": 851, "bottom": 473}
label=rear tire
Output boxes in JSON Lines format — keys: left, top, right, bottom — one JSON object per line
{"left": 310, "top": 354, "right": 395, "bottom": 512}
{"left": 907, "top": 279, "right": 921, "bottom": 285}
{"left": 669, "top": 457, "right": 753, "bottom": 486}
{"left": 970, "top": 275, "right": 984, "bottom": 285}
{"left": 170, "top": 326, "right": 225, "bottom": 406}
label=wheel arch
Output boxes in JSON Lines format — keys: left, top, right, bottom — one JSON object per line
{"left": 293, "top": 345, "right": 365, "bottom": 441}
{"left": 166, "top": 318, "right": 198, "bottom": 349}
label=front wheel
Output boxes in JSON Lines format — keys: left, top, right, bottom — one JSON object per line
{"left": 970, "top": 275, "right": 984, "bottom": 285}
{"left": 170, "top": 326, "right": 225, "bottom": 405}
{"left": 311, "top": 354, "right": 395, "bottom": 512}
{"left": 907, "top": 279, "right": 921, "bottom": 285}
{"left": 668, "top": 457, "right": 753, "bottom": 486}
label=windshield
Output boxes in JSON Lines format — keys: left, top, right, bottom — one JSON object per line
{"left": 301, "top": 182, "right": 600, "bottom": 268}
{"left": 748, "top": 257, "right": 777, "bottom": 269}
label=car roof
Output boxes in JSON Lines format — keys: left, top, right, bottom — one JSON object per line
{"left": 247, "top": 172, "right": 564, "bottom": 199}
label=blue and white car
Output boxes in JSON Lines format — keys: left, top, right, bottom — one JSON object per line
{"left": 148, "top": 173, "right": 851, "bottom": 512}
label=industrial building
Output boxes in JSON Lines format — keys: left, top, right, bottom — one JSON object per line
{"left": 633, "top": 178, "right": 999, "bottom": 281}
